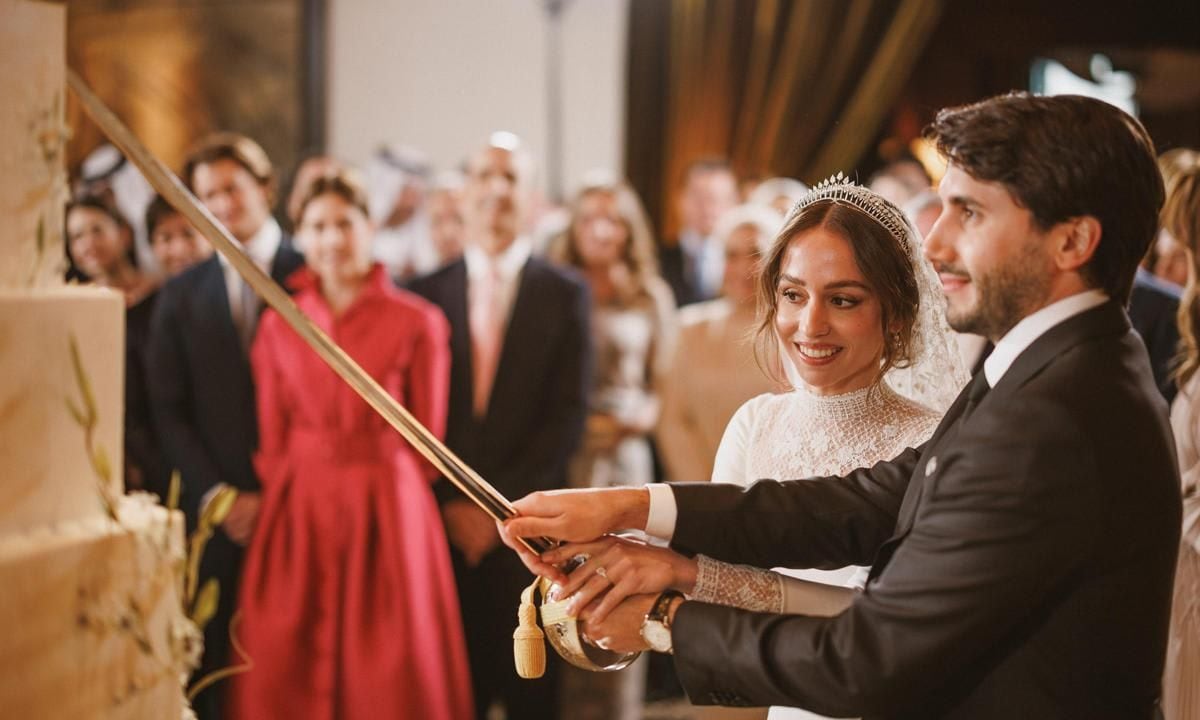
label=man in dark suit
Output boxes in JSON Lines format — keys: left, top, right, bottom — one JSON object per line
{"left": 147, "top": 133, "right": 303, "bottom": 720}
{"left": 503, "top": 94, "right": 1181, "bottom": 719}
{"left": 408, "top": 133, "right": 590, "bottom": 720}
{"left": 1130, "top": 265, "right": 1183, "bottom": 402}
{"left": 659, "top": 158, "right": 740, "bottom": 307}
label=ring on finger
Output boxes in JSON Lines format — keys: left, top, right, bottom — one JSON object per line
{"left": 595, "top": 565, "right": 609, "bottom": 581}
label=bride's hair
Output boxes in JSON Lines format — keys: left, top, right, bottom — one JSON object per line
{"left": 753, "top": 197, "right": 920, "bottom": 387}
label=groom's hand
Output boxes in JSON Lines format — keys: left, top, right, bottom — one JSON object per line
{"left": 503, "top": 487, "right": 650, "bottom": 543}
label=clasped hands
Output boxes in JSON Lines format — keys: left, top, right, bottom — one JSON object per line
{"left": 498, "top": 487, "right": 697, "bottom": 654}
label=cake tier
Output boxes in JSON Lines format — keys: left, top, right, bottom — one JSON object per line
{"left": 0, "top": 495, "right": 191, "bottom": 719}
{"left": 0, "top": 287, "right": 125, "bottom": 535}
{"left": 0, "top": 0, "right": 67, "bottom": 290}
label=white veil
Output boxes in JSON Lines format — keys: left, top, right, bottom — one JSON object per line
{"left": 779, "top": 174, "right": 968, "bottom": 413}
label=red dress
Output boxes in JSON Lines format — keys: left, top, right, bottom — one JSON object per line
{"left": 228, "top": 266, "right": 473, "bottom": 720}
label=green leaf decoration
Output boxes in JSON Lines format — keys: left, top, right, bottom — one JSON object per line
{"left": 65, "top": 395, "right": 86, "bottom": 427}
{"left": 201, "top": 486, "right": 238, "bottom": 529}
{"left": 68, "top": 335, "right": 97, "bottom": 424}
{"left": 92, "top": 443, "right": 112, "bottom": 483}
{"left": 167, "top": 470, "right": 181, "bottom": 512}
{"left": 190, "top": 578, "right": 220, "bottom": 629}
{"left": 185, "top": 528, "right": 211, "bottom": 605}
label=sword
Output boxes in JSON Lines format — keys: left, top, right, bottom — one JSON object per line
{"left": 66, "top": 70, "right": 549, "bottom": 556}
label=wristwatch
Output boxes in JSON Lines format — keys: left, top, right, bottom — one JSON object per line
{"left": 641, "top": 590, "right": 683, "bottom": 654}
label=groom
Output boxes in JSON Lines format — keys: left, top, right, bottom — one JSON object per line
{"left": 503, "top": 93, "right": 1181, "bottom": 719}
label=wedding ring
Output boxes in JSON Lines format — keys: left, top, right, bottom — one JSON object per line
{"left": 595, "top": 566, "right": 609, "bottom": 580}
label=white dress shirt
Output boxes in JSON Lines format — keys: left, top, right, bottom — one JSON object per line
{"left": 217, "top": 217, "right": 282, "bottom": 321}
{"left": 645, "top": 288, "right": 1112, "bottom": 542}
{"left": 982, "top": 289, "right": 1108, "bottom": 387}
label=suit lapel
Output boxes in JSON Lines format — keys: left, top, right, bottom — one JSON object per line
{"left": 891, "top": 301, "right": 1130, "bottom": 540}
{"left": 197, "top": 257, "right": 241, "bottom": 353}
{"left": 485, "top": 258, "right": 537, "bottom": 427}
{"left": 442, "top": 261, "right": 475, "bottom": 426}
{"left": 892, "top": 380, "right": 975, "bottom": 536}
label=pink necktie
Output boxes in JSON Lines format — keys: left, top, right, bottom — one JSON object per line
{"left": 470, "top": 265, "right": 504, "bottom": 418}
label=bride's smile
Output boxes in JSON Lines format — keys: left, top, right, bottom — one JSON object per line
{"left": 774, "top": 226, "right": 887, "bottom": 396}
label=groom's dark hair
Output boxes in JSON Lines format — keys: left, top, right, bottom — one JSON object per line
{"left": 926, "top": 92, "right": 1163, "bottom": 303}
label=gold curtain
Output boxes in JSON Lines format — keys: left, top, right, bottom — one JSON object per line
{"left": 628, "top": 0, "right": 945, "bottom": 239}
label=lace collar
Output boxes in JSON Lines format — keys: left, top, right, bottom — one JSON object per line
{"left": 791, "top": 381, "right": 900, "bottom": 422}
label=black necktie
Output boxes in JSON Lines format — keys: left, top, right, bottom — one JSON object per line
{"left": 961, "top": 372, "right": 990, "bottom": 422}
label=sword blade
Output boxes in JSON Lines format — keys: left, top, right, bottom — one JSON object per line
{"left": 67, "top": 70, "right": 552, "bottom": 555}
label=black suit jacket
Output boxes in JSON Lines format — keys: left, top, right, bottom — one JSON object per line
{"left": 668, "top": 302, "right": 1181, "bottom": 719}
{"left": 1128, "top": 269, "right": 1182, "bottom": 403}
{"left": 659, "top": 243, "right": 700, "bottom": 308}
{"left": 408, "top": 256, "right": 590, "bottom": 504}
{"left": 146, "top": 246, "right": 304, "bottom": 525}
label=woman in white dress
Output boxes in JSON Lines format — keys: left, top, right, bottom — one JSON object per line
{"left": 549, "top": 173, "right": 677, "bottom": 492}
{"left": 532, "top": 177, "right": 966, "bottom": 719}
{"left": 1163, "top": 158, "right": 1200, "bottom": 720}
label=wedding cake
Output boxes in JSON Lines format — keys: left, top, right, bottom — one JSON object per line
{"left": 0, "top": 1, "right": 195, "bottom": 716}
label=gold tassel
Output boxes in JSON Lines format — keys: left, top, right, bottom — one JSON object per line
{"left": 513, "top": 577, "right": 546, "bottom": 679}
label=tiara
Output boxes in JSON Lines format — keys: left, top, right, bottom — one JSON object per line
{"left": 790, "top": 172, "right": 909, "bottom": 246}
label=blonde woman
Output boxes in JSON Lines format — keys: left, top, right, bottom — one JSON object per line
{"left": 1165, "top": 157, "right": 1200, "bottom": 720}
{"left": 550, "top": 173, "right": 677, "bottom": 491}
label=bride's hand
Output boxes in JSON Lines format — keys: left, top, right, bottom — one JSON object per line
{"left": 546, "top": 535, "right": 698, "bottom": 625}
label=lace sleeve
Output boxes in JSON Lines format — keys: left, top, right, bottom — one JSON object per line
{"left": 688, "top": 554, "right": 784, "bottom": 613}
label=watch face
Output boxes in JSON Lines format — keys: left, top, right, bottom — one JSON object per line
{"left": 642, "top": 620, "right": 672, "bottom": 654}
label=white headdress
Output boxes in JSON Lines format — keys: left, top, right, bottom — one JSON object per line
{"left": 782, "top": 173, "right": 968, "bottom": 412}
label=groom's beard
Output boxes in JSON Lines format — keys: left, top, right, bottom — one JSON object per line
{"left": 937, "top": 244, "right": 1053, "bottom": 342}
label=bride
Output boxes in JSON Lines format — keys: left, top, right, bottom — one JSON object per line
{"left": 501, "top": 176, "right": 966, "bottom": 719}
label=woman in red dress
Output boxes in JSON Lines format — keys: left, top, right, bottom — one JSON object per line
{"left": 229, "top": 169, "right": 473, "bottom": 719}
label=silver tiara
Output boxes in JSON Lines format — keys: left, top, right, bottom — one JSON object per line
{"left": 789, "top": 172, "right": 909, "bottom": 246}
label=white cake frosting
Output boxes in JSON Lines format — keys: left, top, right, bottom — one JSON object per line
{"left": 0, "top": 2, "right": 193, "bottom": 717}
{"left": 0, "top": 286, "right": 125, "bottom": 535}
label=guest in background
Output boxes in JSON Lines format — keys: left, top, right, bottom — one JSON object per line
{"left": 1149, "top": 149, "right": 1198, "bottom": 287}
{"left": 229, "top": 169, "right": 471, "bottom": 720}
{"left": 65, "top": 193, "right": 157, "bottom": 305}
{"left": 903, "top": 190, "right": 943, "bottom": 238}
{"left": 1126, "top": 150, "right": 1198, "bottom": 402}
{"left": 1165, "top": 159, "right": 1200, "bottom": 720}
{"left": 123, "top": 196, "right": 212, "bottom": 499}
{"left": 146, "top": 195, "right": 212, "bottom": 276}
{"left": 657, "top": 204, "right": 784, "bottom": 483}
{"left": 867, "top": 157, "right": 932, "bottom": 207}
{"left": 147, "top": 132, "right": 304, "bottom": 720}
{"left": 283, "top": 153, "right": 342, "bottom": 232}
{"left": 660, "top": 158, "right": 740, "bottom": 306}
{"left": 408, "top": 132, "right": 590, "bottom": 720}
{"left": 1131, "top": 264, "right": 1183, "bottom": 402}
{"left": 428, "top": 170, "right": 467, "bottom": 268}
{"left": 550, "top": 173, "right": 677, "bottom": 491}
{"left": 368, "top": 143, "right": 437, "bottom": 281}
{"left": 747, "top": 176, "right": 809, "bottom": 217}
{"left": 76, "top": 143, "right": 159, "bottom": 273}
